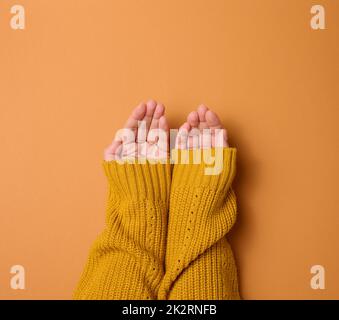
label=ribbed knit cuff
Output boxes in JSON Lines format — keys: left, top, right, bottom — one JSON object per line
{"left": 103, "top": 161, "right": 171, "bottom": 202}
{"left": 171, "top": 148, "right": 236, "bottom": 192}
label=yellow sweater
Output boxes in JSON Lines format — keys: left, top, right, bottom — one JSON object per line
{"left": 73, "top": 148, "right": 239, "bottom": 300}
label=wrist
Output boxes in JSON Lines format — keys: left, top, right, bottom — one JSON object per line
{"left": 103, "top": 161, "right": 171, "bottom": 203}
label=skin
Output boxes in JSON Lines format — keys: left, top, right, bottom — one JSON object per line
{"left": 104, "top": 101, "right": 228, "bottom": 162}
{"left": 177, "top": 104, "right": 228, "bottom": 150}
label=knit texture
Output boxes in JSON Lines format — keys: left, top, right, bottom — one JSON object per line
{"left": 73, "top": 148, "right": 239, "bottom": 300}
{"left": 73, "top": 161, "right": 171, "bottom": 300}
{"left": 158, "top": 148, "right": 240, "bottom": 299}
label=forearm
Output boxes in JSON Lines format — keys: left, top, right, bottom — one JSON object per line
{"left": 158, "top": 148, "right": 239, "bottom": 300}
{"left": 74, "top": 162, "right": 171, "bottom": 300}
{"left": 167, "top": 237, "right": 239, "bottom": 300}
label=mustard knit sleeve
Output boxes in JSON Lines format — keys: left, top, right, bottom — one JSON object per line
{"left": 73, "top": 161, "right": 171, "bottom": 300}
{"left": 158, "top": 148, "right": 240, "bottom": 300}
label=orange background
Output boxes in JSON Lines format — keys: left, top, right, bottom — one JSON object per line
{"left": 0, "top": 0, "right": 338, "bottom": 299}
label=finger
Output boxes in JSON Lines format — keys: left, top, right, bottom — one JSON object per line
{"left": 175, "top": 122, "right": 190, "bottom": 150}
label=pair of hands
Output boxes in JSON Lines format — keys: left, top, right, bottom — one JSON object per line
{"left": 104, "top": 100, "right": 228, "bottom": 162}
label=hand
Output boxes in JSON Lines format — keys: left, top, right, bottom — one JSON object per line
{"left": 176, "top": 104, "right": 228, "bottom": 150}
{"left": 104, "top": 100, "right": 169, "bottom": 162}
